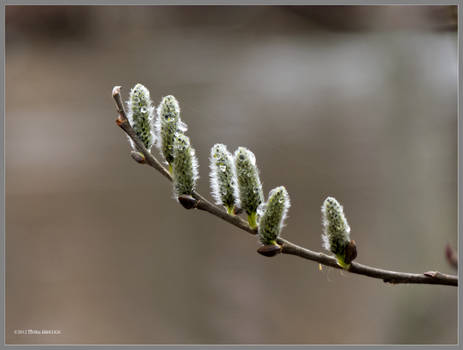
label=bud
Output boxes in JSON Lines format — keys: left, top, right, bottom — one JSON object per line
{"left": 178, "top": 194, "right": 198, "bottom": 210}
{"left": 172, "top": 134, "right": 199, "bottom": 198}
{"left": 257, "top": 244, "right": 282, "bottom": 257}
{"left": 155, "top": 95, "right": 187, "bottom": 171}
{"left": 209, "top": 144, "right": 240, "bottom": 215}
{"left": 234, "top": 147, "right": 264, "bottom": 229}
{"left": 258, "top": 186, "right": 290, "bottom": 246}
{"left": 126, "top": 83, "right": 155, "bottom": 150}
{"left": 321, "top": 196, "right": 355, "bottom": 268}
{"left": 130, "top": 151, "right": 146, "bottom": 164}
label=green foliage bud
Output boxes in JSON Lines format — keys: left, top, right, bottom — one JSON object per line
{"left": 127, "top": 83, "right": 155, "bottom": 150}
{"left": 155, "top": 95, "right": 187, "bottom": 170}
{"left": 258, "top": 186, "right": 290, "bottom": 246}
{"left": 172, "top": 133, "right": 199, "bottom": 198}
{"left": 210, "top": 144, "right": 239, "bottom": 215}
{"left": 234, "top": 147, "right": 264, "bottom": 229}
{"left": 321, "top": 196, "right": 352, "bottom": 268}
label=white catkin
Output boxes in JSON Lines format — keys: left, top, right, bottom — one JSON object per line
{"left": 321, "top": 196, "right": 351, "bottom": 255}
{"left": 258, "top": 186, "right": 290, "bottom": 245}
{"left": 126, "top": 83, "right": 155, "bottom": 150}
{"left": 209, "top": 143, "right": 240, "bottom": 210}
{"left": 172, "top": 133, "right": 199, "bottom": 198}
{"left": 155, "top": 95, "right": 188, "bottom": 165}
{"left": 234, "top": 146, "right": 264, "bottom": 215}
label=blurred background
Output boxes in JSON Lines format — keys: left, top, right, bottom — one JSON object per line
{"left": 5, "top": 5, "right": 458, "bottom": 344}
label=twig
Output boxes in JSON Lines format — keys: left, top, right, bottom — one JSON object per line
{"left": 112, "top": 86, "right": 458, "bottom": 287}
{"left": 445, "top": 243, "right": 458, "bottom": 269}
{"left": 279, "top": 239, "right": 457, "bottom": 286}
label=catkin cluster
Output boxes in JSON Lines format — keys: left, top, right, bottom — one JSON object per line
{"left": 125, "top": 84, "right": 198, "bottom": 200}
{"left": 209, "top": 143, "right": 290, "bottom": 245}
{"left": 124, "top": 83, "right": 355, "bottom": 263}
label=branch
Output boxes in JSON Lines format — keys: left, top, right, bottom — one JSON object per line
{"left": 112, "top": 86, "right": 458, "bottom": 287}
{"left": 445, "top": 243, "right": 458, "bottom": 270}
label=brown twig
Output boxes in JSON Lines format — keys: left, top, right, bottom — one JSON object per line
{"left": 112, "top": 86, "right": 458, "bottom": 287}
{"left": 445, "top": 243, "right": 458, "bottom": 270}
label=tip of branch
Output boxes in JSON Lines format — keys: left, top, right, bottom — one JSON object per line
{"left": 112, "top": 85, "right": 121, "bottom": 97}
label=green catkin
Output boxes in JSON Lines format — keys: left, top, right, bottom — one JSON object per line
{"left": 258, "top": 186, "right": 290, "bottom": 246}
{"left": 321, "top": 196, "right": 352, "bottom": 268}
{"left": 127, "top": 83, "right": 155, "bottom": 150}
{"left": 155, "top": 95, "right": 187, "bottom": 171}
{"left": 172, "top": 134, "right": 199, "bottom": 198}
{"left": 210, "top": 144, "right": 240, "bottom": 215}
{"left": 234, "top": 147, "right": 264, "bottom": 229}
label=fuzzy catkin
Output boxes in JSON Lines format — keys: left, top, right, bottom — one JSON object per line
{"left": 127, "top": 83, "right": 155, "bottom": 150}
{"left": 258, "top": 186, "right": 290, "bottom": 245}
{"left": 234, "top": 147, "right": 264, "bottom": 228}
{"left": 209, "top": 144, "right": 240, "bottom": 214}
{"left": 155, "top": 95, "right": 187, "bottom": 167}
{"left": 172, "top": 134, "right": 199, "bottom": 198}
{"left": 321, "top": 196, "right": 351, "bottom": 259}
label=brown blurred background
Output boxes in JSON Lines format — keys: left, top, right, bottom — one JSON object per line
{"left": 5, "top": 5, "right": 458, "bottom": 344}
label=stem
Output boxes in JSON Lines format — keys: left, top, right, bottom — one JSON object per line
{"left": 247, "top": 212, "right": 258, "bottom": 230}
{"left": 226, "top": 206, "right": 235, "bottom": 216}
{"left": 112, "top": 86, "right": 458, "bottom": 287}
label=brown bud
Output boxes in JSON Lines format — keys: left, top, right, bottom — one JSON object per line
{"left": 178, "top": 195, "right": 198, "bottom": 210}
{"left": 344, "top": 239, "right": 357, "bottom": 264}
{"left": 233, "top": 207, "right": 244, "bottom": 215}
{"left": 424, "top": 271, "right": 443, "bottom": 278}
{"left": 130, "top": 151, "right": 145, "bottom": 164}
{"left": 116, "top": 114, "right": 124, "bottom": 126}
{"left": 257, "top": 244, "right": 282, "bottom": 257}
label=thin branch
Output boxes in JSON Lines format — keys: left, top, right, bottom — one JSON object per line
{"left": 279, "top": 238, "right": 457, "bottom": 286}
{"left": 112, "top": 86, "right": 458, "bottom": 287}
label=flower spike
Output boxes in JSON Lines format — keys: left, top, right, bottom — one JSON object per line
{"left": 210, "top": 144, "right": 240, "bottom": 215}
{"left": 172, "top": 133, "right": 199, "bottom": 199}
{"left": 258, "top": 186, "right": 290, "bottom": 246}
{"left": 155, "top": 95, "right": 188, "bottom": 172}
{"left": 321, "top": 196, "right": 357, "bottom": 268}
{"left": 126, "top": 83, "right": 155, "bottom": 150}
{"left": 234, "top": 147, "right": 264, "bottom": 229}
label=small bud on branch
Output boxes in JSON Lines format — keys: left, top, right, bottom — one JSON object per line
{"left": 130, "top": 151, "right": 146, "bottom": 164}
{"left": 257, "top": 244, "right": 282, "bottom": 257}
{"left": 178, "top": 194, "right": 198, "bottom": 210}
